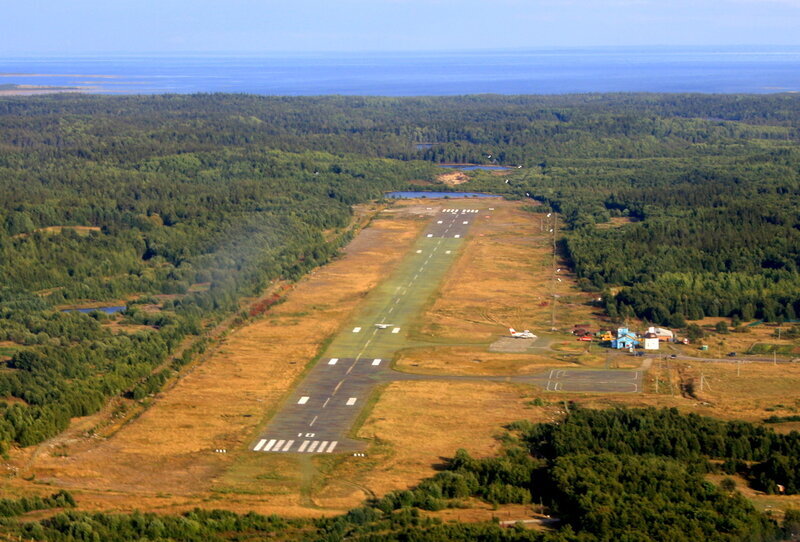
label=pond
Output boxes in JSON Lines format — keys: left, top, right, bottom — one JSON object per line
{"left": 437, "top": 164, "right": 511, "bottom": 171}
{"left": 62, "top": 306, "right": 126, "bottom": 314}
{"left": 386, "top": 191, "right": 498, "bottom": 199}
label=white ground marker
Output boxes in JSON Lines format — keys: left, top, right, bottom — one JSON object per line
{"left": 437, "top": 220, "right": 443, "bottom": 224}
{"left": 352, "top": 327, "right": 361, "bottom": 333}
{"left": 454, "top": 234, "right": 460, "bottom": 238}
{"left": 328, "top": 358, "right": 339, "bottom": 365}
{"left": 263, "top": 439, "right": 278, "bottom": 452}
{"left": 326, "top": 441, "right": 338, "bottom": 453}
{"left": 298, "top": 440, "right": 310, "bottom": 452}
{"left": 298, "top": 396, "right": 310, "bottom": 405}
{"left": 346, "top": 397, "right": 358, "bottom": 406}
{"left": 253, "top": 439, "right": 267, "bottom": 451}
{"left": 372, "top": 358, "right": 382, "bottom": 366}
{"left": 427, "top": 234, "right": 433, "bottom": 237}
{"left": 445, "top": 250, "right": 451, "bottom": 254}
{"left": 463, "top": 221, "right": 469, "bottom": 224}
{"left": 416, "top": 249, "right": 422, "bottom": 253}
{"left": 392, "top": 327, "right": 401, "bottom": 334}
{"left": 281, "top": 440, "right": 294, "bottom": 452}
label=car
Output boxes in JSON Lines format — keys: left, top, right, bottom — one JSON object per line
{"left": 727, "top": 352, "right": 737, "bottom": 357}
{"left": 670, "top": 354, "right": 677, "bottom": 358}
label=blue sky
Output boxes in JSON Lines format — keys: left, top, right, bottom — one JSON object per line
{"left": 3, "top": 0, "right": 800, "bottom": 54}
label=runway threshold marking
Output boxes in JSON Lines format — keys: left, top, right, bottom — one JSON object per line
{"left": 254, "top": 439, "right": 267, "bottom": 451}
{"left": 298, "top": 440, "right": 310, "bottom": 452}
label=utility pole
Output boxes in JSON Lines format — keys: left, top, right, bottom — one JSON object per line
{"left": 550, "top": 213, "right": 557, "bottom": 331}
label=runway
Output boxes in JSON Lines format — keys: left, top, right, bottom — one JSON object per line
{"left": 250, "top": 205, "right": 643, "bottom": 454}
{"left": 251, "top": 206, "right": 483, "bottom": 453}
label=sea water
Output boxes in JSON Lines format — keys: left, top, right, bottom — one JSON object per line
{"left": 2, "top": 47, "right": 800, "bottom": 95}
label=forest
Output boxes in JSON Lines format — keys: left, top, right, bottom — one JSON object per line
{"left": 1, "top": 92, "right": 800, "bottom": 455}
{"left": 1, "top": 409, "right": 798, "bottom": 541}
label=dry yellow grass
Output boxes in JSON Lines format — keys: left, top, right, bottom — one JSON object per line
{"left": 353, "top": 380, "right": 551, "bottom": 497}
{"left": 394, "top": 346, "right": 579, "bottom": 376}
{"left": 5, "top": 197, "right": 797, "bottom": 521}
{"left": 2, "top": 203, "right": 427, "bottom": 515}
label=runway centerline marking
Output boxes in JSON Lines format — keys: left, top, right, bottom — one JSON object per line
{"left": 322, "top": 397, "right": 330, "bottom": 408}
{"left": 309, "top": 415, "right": 318, "bottom": 426}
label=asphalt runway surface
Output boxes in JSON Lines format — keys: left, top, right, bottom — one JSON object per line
{"left": 251, "top": 205, "right": 643, "bottom": 455}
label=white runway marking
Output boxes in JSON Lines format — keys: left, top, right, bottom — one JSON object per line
{"left": 328, "top": 358, "right": 338, "bottom": 365}
{"left": 454, "top": 234, "right": 460, "bottom": 238}
{"left": 437, "top": 221, "right": 443, "bottom": 224}
{"left": 309, "top": 415, "right": 318, "bottom": 426}
{"left": 308, "top": 441, "right": 320, "bottom": 453}
{"left": 346, "top": 397, "right": 358, "bottom": 406}
{"left": 427, "top": 234, "right": 433, "bottom": 237}
{"left": 352, "top": 327, "right": 361, "bottom": 333}
{"left": 298, "top": 440, "right": 310, "bottom": 452}
{"left": 282, "top": 440, "right": 294, "bottom": 452}
{"left": 372, "top": 358, "right": 382, "bottom": 366}
{"left": 319, "top": 441, "right": 329, "bottom": 452}
{"left": 298, "top": 396, "right": 310, "bottom": 405}
{"left": 463, "top": 221, "right": 469, "bottom": 224}
{"left": 322, "top": 397, "right": 330, "bottom": 408}
{"left": 263, "top": 439, "right": 278, "bottom": 452}
{"left": 253, "top": 439, "right": 267, "bottom": 451}
{"left": 445, "top": 250, "right": 451, "bottom": 254}
{"left": 326, "top": 441, "right": 338, "bottom": 453}
{"left": 392, "top": 327, "right": 401, "bottom": 333}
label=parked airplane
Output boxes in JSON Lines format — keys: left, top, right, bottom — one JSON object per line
{"left": 375, "top": 323, "right": 395, "bottom": 329}
{"left": 509, "top": 328, "right": 536, "bottom": 339}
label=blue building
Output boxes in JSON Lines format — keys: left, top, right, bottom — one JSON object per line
{"left": 611, "top": 327, "right": 641, "bottom": 349}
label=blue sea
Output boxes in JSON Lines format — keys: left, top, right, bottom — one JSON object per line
{"left": 2, "top": 47, "right": 800, "bottom": 95}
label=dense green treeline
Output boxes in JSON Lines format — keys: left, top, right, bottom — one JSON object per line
{"left": 3, "top": 92, "right": 800, "bottom": 451}
{"left": 0, "top": 94, "right": 438, "bottom": 454}
{"left": 4, "top": 410, "right": 800, "bottom": 541}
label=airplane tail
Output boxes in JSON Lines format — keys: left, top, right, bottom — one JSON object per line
{"left": 509, "top": 328, "right": 516, "bottom": 334}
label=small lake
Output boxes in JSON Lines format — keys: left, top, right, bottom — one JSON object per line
{"left": 437, "top": 164, "right": 511, "bottom": 171}
{"left": 386, "top": 191, "right": 498, "bottom": 199}
{"left": 62, "top": 306, "right": 126, "bottom": 314}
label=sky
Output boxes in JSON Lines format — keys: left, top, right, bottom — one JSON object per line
{"left": 3, "top": 0, "right": 800, "bottom": 55}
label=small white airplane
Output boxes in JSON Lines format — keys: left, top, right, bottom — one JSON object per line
{"left": 509, "top": 328, "right": 537, "bottom": 339}
{"left": 375, "top": 323, "right": 395, "bottom": 329}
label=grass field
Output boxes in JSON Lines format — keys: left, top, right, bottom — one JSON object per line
{"left": 3, "top": 197, "right": 800, "bottom": 520}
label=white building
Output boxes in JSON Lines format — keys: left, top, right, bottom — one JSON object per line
{"left": 643, "top": 332, "right": 660, "bottom": 350}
